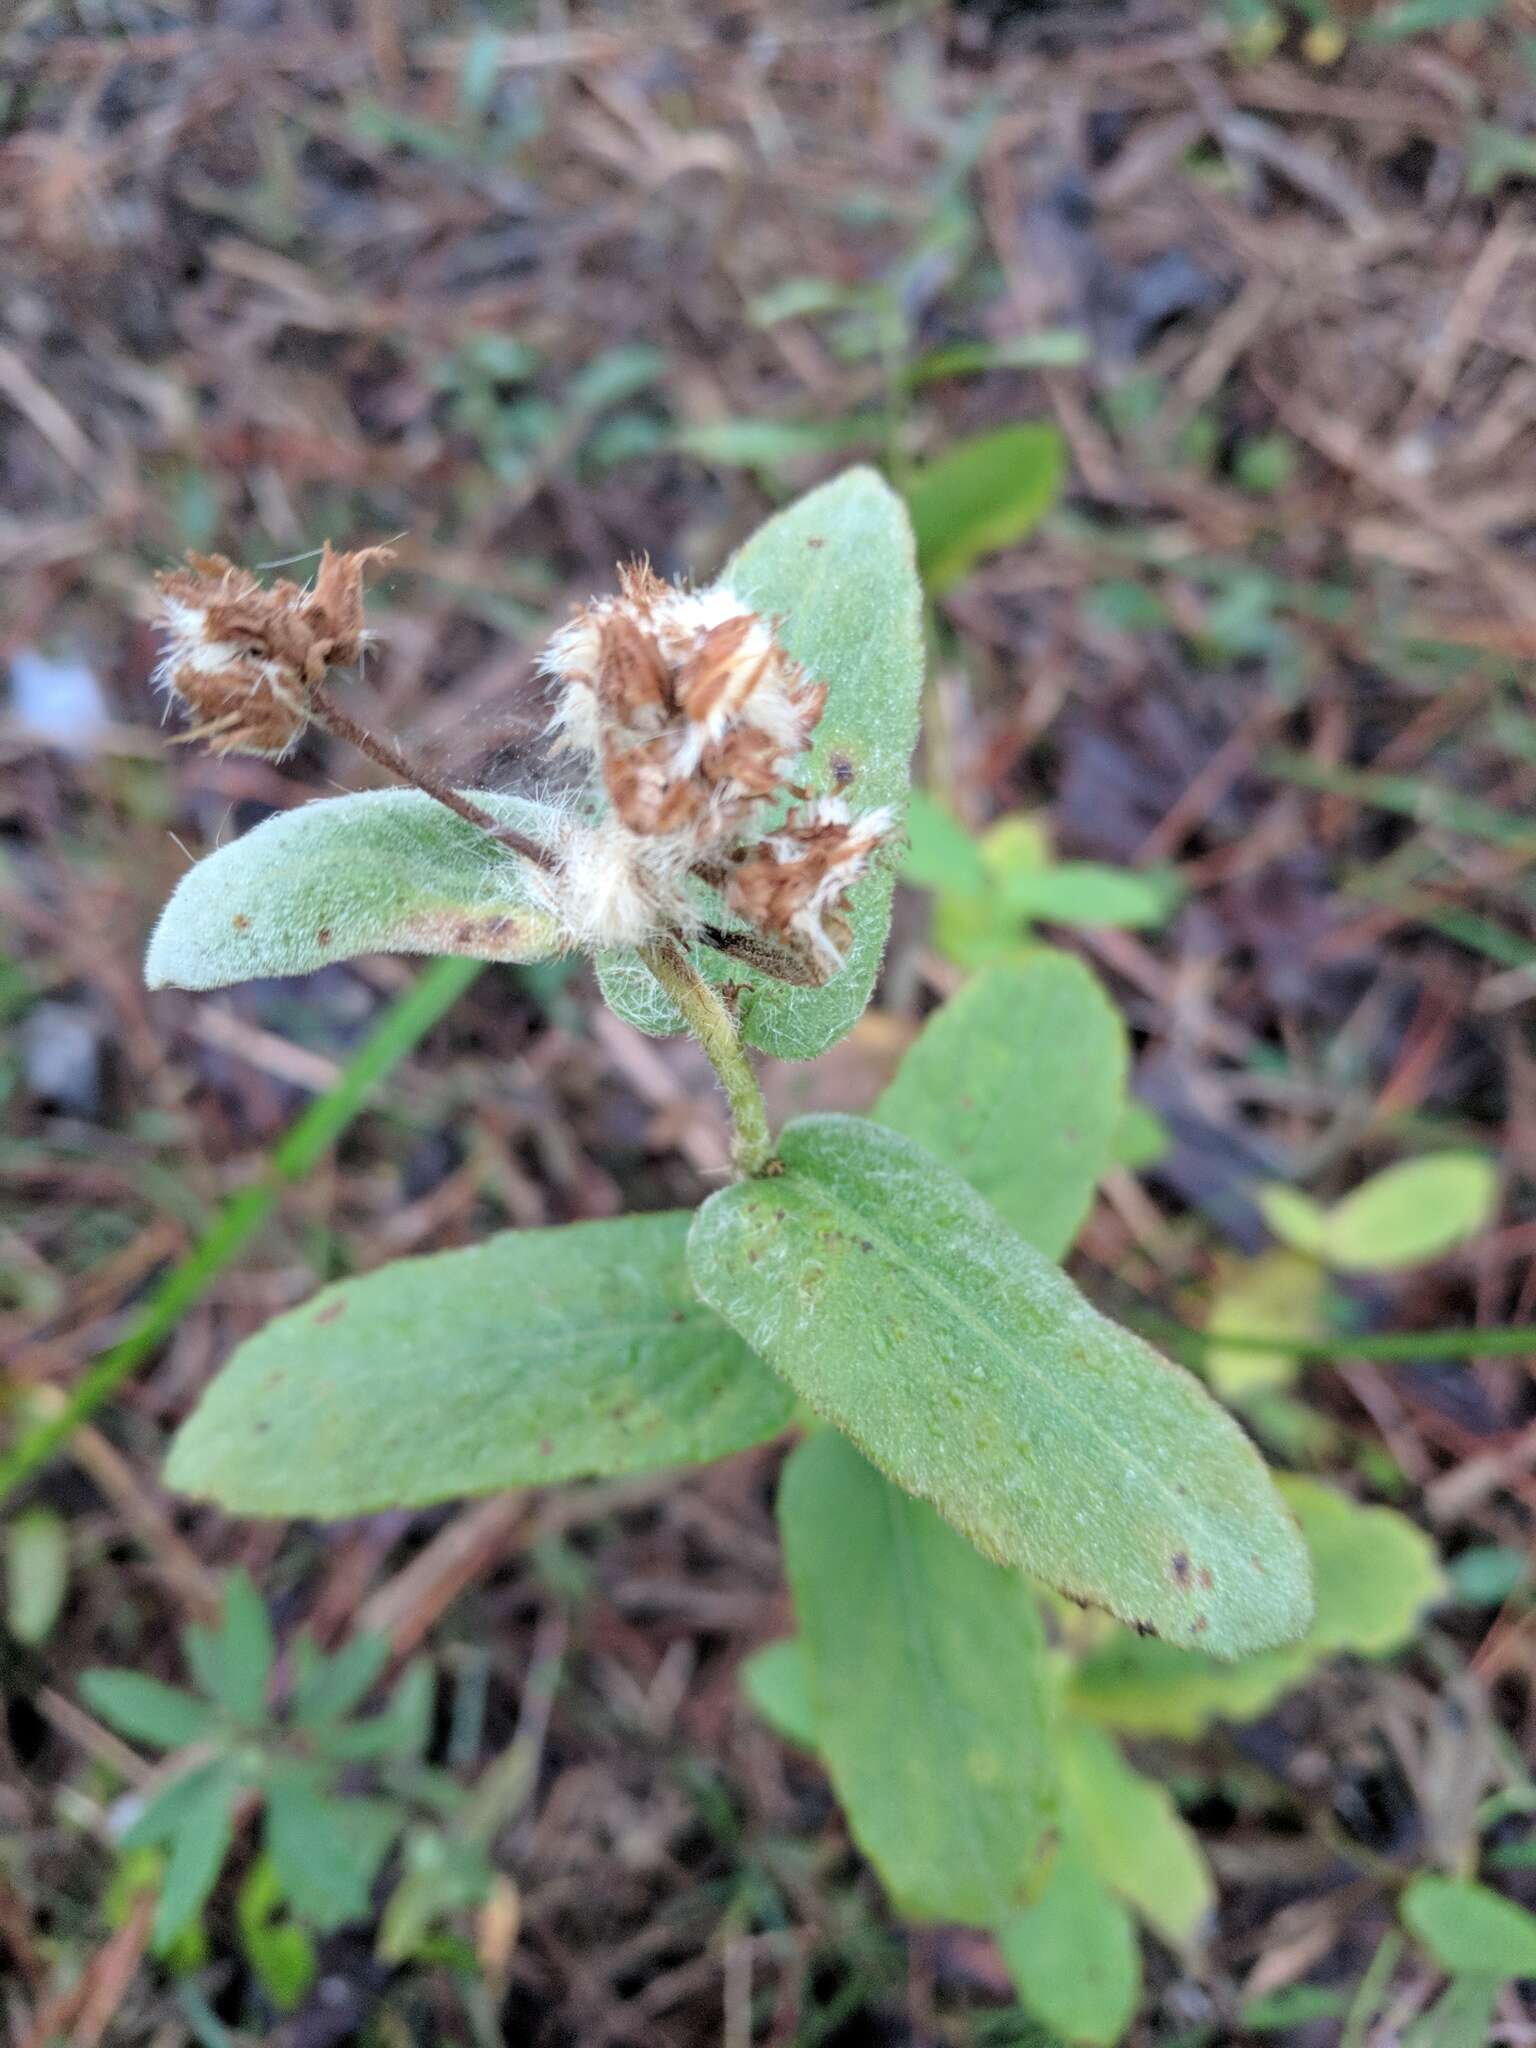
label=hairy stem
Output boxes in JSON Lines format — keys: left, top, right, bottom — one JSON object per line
{"left": 640, "top": 937, "right": 776, "bottom": 1177}
{"left": 309, "top": 682, "right": 554, "bottom": 869}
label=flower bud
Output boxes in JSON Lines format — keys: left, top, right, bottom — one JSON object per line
{"left": 725, "top": 798, "right": 896, "bottom": 975}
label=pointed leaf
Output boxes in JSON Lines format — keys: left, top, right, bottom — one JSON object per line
{"left": 875, "top": 953, "right": 1127, "bottom": 1258}
{"left": 905, "top": 423, "right": 1065, "bottom": 594}
{"left": 265, "top": 1772, "right": 400, "bottom": 1929}
{"left": 292, "top": 1632, "right": 391, "bottom": 1728}
{"left": 167, "top": 1212, "right": 792, "bottom": 1517}
{"left": 689, "top": 1116, "right": 1312, "bottom": 1657}
{"left": 779, "top": 1429, "right": 1056, "bottom": 1924}
{"left": 79, "top": 1671, "right": 217, "bottom": 1751}
{"left": 149, "top": 1759, "right": 238, "bottom": 1951}
{"left": 998, "top": 1845, "right": 1140, "bottom": 2046}
{"left": 146, "top": 788, "right": 564, "bottom": 991}
{"left": 214, "top": 1571, "right": 275, "bottom": 1724}
{"left": 598, "top": 467, "right": 923, "bottom": 1060}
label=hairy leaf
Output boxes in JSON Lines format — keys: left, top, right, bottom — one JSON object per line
{"left": 688, "top": 1116, "right": 1311, "bottom": 1657}
{"left": 1068, "top": 1476, "right": 1444, "bottom": 1737}
{"left": 166, "top": 1213, "right": 793, "bottom": 1517}
{"left": 875, "top": 953, "right": 1126, "bottom": 1259}
{"left": 146, "top": 788, "right": 564, "bottom": 991}
{"left": 779, "top": 1429, "right": 1055, "bottom": 1924}
{"left": 598, "top": 467, "right": 923, "bottom": 1060}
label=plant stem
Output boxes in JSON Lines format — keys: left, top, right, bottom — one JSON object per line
{"left": 0, "top": 956, "right": 482, "bottom": 1508}
{"left": 309, "top": 683, "right": 553, "bottom": 869}
{"left": 640, "top": 937, "right": 776, "bottom": 1177}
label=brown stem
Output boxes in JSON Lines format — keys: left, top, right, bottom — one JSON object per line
{"left": 308, "top": 682, "right": 553, "bottom": 869}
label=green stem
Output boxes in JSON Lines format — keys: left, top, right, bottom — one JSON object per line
{"left": 0, "top": 956, "right": 481, "bottom": 1507}
{"left": 1142, "top": 1314, "right": 1536, "bottom": 1365}
{"left": 639, "top": 937, "right": 776, "bottom": 1177}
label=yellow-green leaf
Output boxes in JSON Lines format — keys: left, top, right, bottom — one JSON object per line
{"left": 998, "top": 1844, "right": 1140, "bottom": 2045}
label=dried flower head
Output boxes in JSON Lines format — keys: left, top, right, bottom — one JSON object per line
{"left": 542, "top": 567, "right": 826, "bottom": 845}
{"left": 725, "top": 798, "right": 896, "bottom": 974}
{"left": 154, "top": 543, "right": 394, "bottom": 758}
{"left": 534, "top": 566, "right": 900, "bottom": 978}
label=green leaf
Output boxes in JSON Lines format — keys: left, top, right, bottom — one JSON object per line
{"left": 998, "top": 1845, "right": 1140, "bottom": 2046}
{"left": 1204, "top": 1251, "right": 1326, "bottom": 1402}
{"left": 292, "top": 1632, "right": 392, "bottom": 1728}
{"left": 145, "top": 788, "right": 564, "bottom": 991}
{"left": 1257, "top": 1185, "right": 1330, "bottom": 1259}
{"left": 779, "top": 1430, "right": 1056, "bottom": 1924}
{"left": 1057, "top": 1721, "right": 1213, "bottom": 1954}
{"left": 740, "top": 1639, "right": 818, "bottom": 1753}
{"left": 237, "top": 1857, "right": 318, "bottom": 2013}
{"left": 80, "top": 1670, "right": 217, "bottom": 1751}
{"left": 1401, "top": 1877, "right": 1536, "bottom": 1979}
{"left": 905, "top": 423, "right": 1065, "bottom": 594}
{"left": 149, "top": 1759, "right": 238, "bottom": 1951}
{"left": 1001, "top": 863, "right": 1181, "bottom": 931}
{"left": 122, "top": 1759, "right": 235, "bottom": 1853}
{"left": 901, "top": 790, "right": 988, "bottom": 894}
{"left": 598, "top": 467, "right": 924, "bottom": 1061}
{"left": 211, "top": 1571, "right": 275, "bottom": 1725}
{"left": 689, "top": 1116, "right": 1311, "bottom": 1657}
{"left": 166, "top": 1212, "right": 792, "bottom": 1517}
{"left": 1109, "top": 1100, "right": 1168, "bottom": 1171}
{"left": 265, "top": 1773, "right": 402, "bottom": 1930}
{"left": 1321, "top": 1154, "right": 1498, "bottom": 1272}
{"left": 323, "top": 1658, "right": 434, "bottom": 1762}
{"left": 874, "top": 953, "right": 1127, "bottom": 1259}
{"left": 1068, "top": 1476, "right": 1445, "bottom": 1738}
{"left": 5, "top": 1506, "right": 68, "bottom": 1645}
{"left": 1404, "top": 1975, "right": 1503, "bottom": 2048}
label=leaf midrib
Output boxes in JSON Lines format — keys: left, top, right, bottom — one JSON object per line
{"left": 779, "top": 1145, "right": 1255, "bottom": 1588}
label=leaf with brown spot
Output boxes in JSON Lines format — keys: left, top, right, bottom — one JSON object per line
{"left": 147, "top": 788, "right": 564, "bottom": 991}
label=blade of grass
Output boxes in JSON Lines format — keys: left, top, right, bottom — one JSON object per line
{"left": 1267, "top": 751, "right": 1536, "bottom": 852}
{"left": 1146, "top": 1317, "right": 1536, "bottom": 1365}
{"left": 0, "top": 957, "right": 482, "bottom": 1506}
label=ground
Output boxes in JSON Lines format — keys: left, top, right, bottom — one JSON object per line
{"left": 2, "top": 2, "right": 1535, "bottom": 2043}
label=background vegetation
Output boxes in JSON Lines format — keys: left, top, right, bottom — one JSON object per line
{"left": 2, "top": 0, "right": 1535, "bottom": 2041}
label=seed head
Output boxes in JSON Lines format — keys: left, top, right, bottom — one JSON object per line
{"left": 542, "top": 570, "right": 826, "bottom": 846}
{"left": 725, "top": 798, "right": 897, "bottom": 974}
{"left": 153, "top": 543, "right": 394, "bottom": 758}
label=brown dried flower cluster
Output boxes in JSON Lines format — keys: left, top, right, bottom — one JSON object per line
{"left": 545, "top": 563, "right": 827, "bottom": 840}
{"left": 154, "top": 543, "right": 394, "bottom": 757}
{"left": 540, "top": 567, "right": 895, "bottom": 973}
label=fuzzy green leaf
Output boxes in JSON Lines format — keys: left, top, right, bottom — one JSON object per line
{"left": 146, "top": 788, "right": 563, "bottom": 991}
{"left": 998, "top": 1845, "right": 1141, "bottom": 2046}
{"left": 598, "top": 467, "right": 923, "bottom": 1060}
{"left": 1401, "top": 1876, "right": 1536, "bottom": 1980}
{"left": 166, "top": 1212, "right": 792, "bottom": 1517}
{"left": 1068, "top": 1476, "right": 1445, "bottom": 1737}
{"left": 905, "top": 423, "right": 1065, "bottom": 594}
{"left": 874, "top": 953, "right": 1127, "bottom": 1259}
{"left": 688, "top": 1116, "right": 1311, "bottom": 1657}
{"left": 779, "top": 1429, "right": 1056, "bottom": 1924}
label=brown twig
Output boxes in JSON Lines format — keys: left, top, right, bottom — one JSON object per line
{"left": 308, "top": 682, "right": 555, "bottom": 869}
